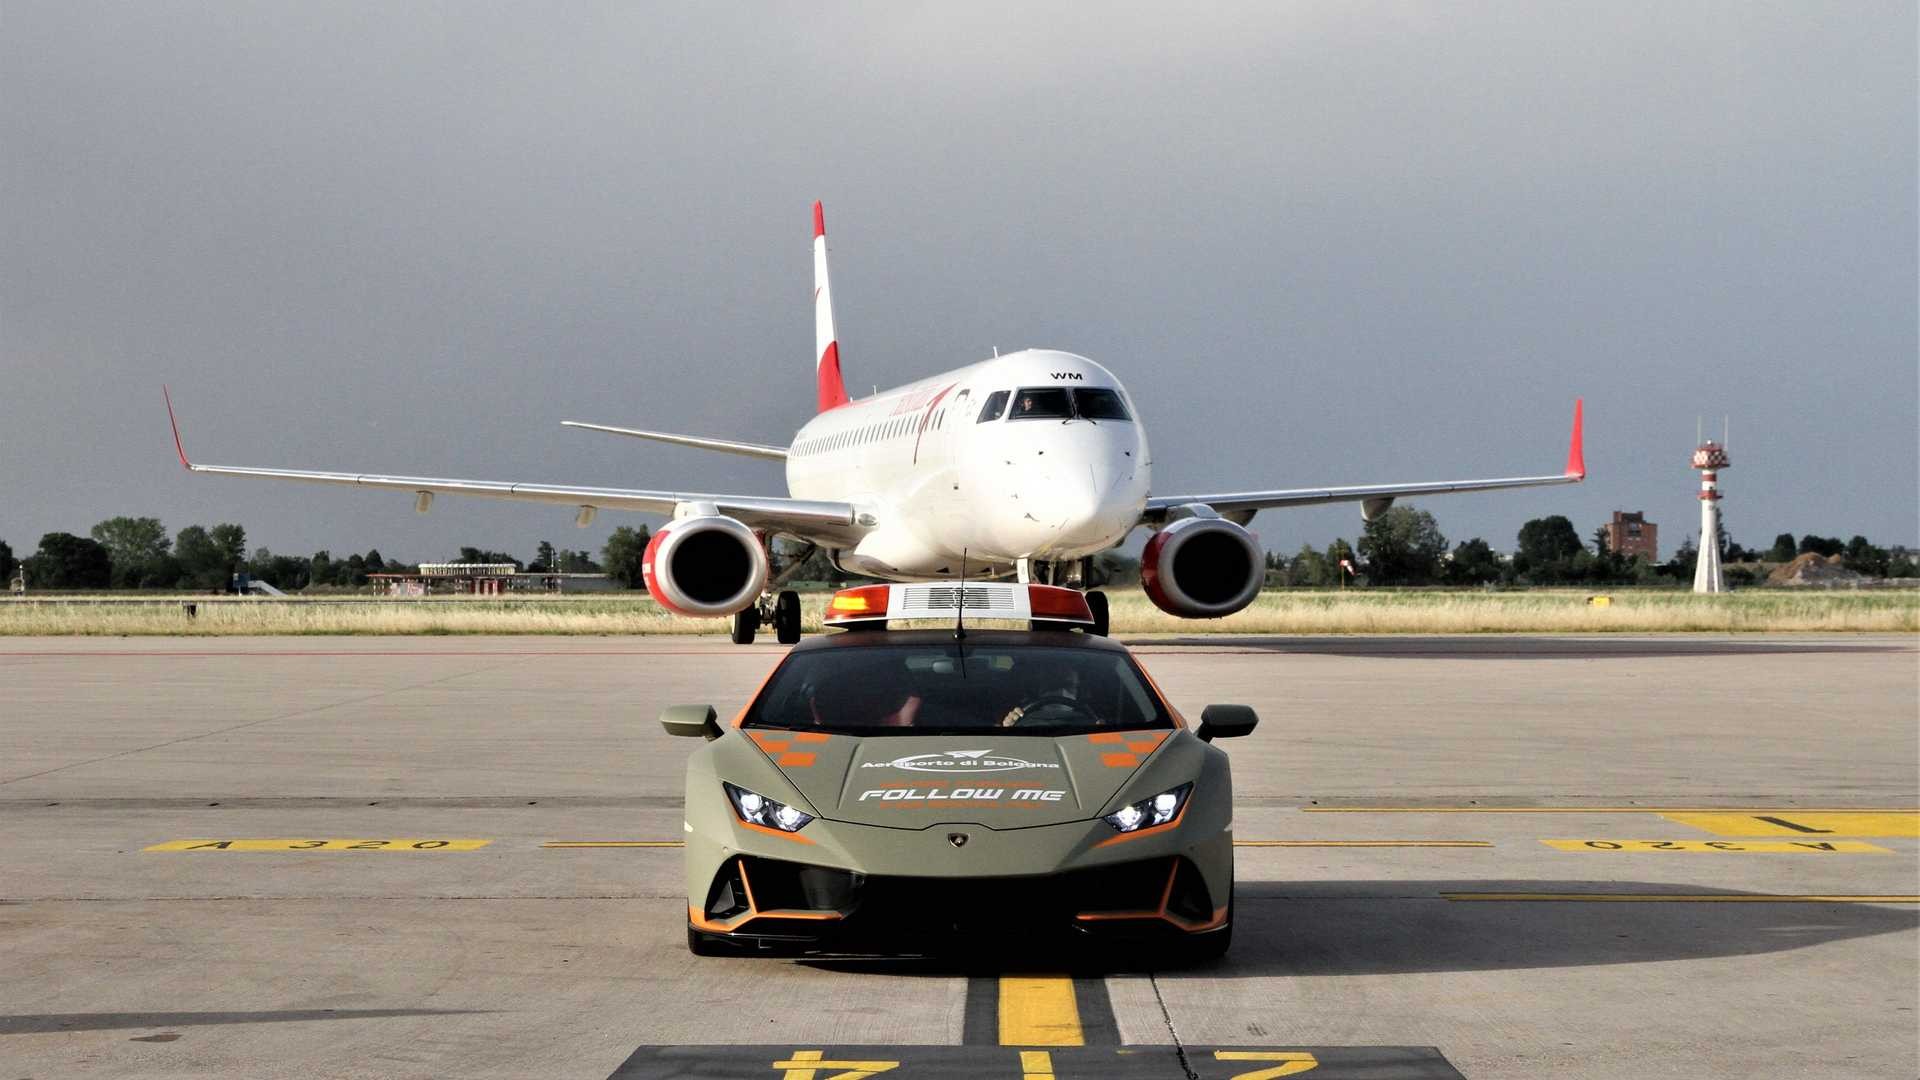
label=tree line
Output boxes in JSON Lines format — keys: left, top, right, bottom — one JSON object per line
{"left": 0, "top": 518, "right": 655, "bottom": 591}
{"left": 2, "top": 513, "right": 1909, "bottom": 593}
{"left": 1267, "top": 508, "right": 1916, "bottom": 588}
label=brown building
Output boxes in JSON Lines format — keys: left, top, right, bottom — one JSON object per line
{"left": 1605, "top": 511, "right": 1658, "bottom": 562}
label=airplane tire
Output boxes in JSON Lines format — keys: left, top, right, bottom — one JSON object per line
{"left": 1086, "top": 591, "right": 1110, "bottom": 637}
{"left": 774, "top": 591, "right": 803, "bottom": 645}
{"left": 729, "top": 606, "right": 759, "bottom": 645}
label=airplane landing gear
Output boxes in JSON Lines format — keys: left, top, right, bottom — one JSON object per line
{"left": 1086, "top": 590, "right": 1110, "bottom": 638}
{"left": 773, "top": 590, "right": 802, "bottom": 645}
{"left": 732, "top": 590, "right": 801, "bottom": 645}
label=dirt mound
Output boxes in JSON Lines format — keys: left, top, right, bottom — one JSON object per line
{"left": 1767, "top": 553, "right": 1867, "bottom": 587}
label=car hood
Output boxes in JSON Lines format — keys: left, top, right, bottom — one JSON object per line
{"left": 744, "top": 729, "right": 1172, "bottom": 829}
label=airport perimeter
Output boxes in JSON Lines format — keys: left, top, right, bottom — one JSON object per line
{"left": 2, "top": 635, "right": 1915, "bottom": 1078}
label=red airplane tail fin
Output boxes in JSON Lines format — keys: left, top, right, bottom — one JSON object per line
{"left": 813, "top": 201, "right": 849, "bottom": 413}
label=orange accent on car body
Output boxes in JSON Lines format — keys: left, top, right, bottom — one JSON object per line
{"left": 689, "top": 859, "right": 847, "bottom": 936}
{"left": 688, "top": 902, "right": 750, "bottom": 933}
{"left": 1072, "top": 859, "right": 1230, "bottom": 933}
{"left": 791, "top": 731, "right": 831, "bottom": 743}
{"left": 777, "top": 752, "right": 817, "bottom": 767}
{"left": 736, "top": 819, "right": 817, "bottom": 845}
{"left": 1095, "top": 726, "right": 1172, "bottom": 768}
{"left": 1127, "top": 732, "right": 1169, "bottom": 755}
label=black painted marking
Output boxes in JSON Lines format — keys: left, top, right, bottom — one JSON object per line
{"left": 957, "top": 974, "right": 1120, "bottom": 1047}
{"left": 962, "top": 976, "right": 998, "bottom": 1045}
{"left": 1754, "top": 815, "right": 1834, "bottom": 834}
{"left": 1072, "top": 976, "right": 1120, "bottom": 1046}
{"left": 606, "top": 1045, "right": 1464, "bottom": 1079}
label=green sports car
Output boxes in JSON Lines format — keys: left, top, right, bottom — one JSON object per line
{"left": 661, "top": 588, "right": 1258, "bottom": 960}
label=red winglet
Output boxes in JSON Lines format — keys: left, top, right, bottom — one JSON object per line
{"left": 1564, "top": 398, "right": 1585, "bottom": 479}
{"left": 163, "top": 386, "right": 192, "bottom": 469}
{"left": 812, "top": 201, "right": 826, "bottom": 239}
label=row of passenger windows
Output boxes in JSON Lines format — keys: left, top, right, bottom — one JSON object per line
{"left": 976, "top": 387, "right": 1131, "bottom": 423}
{"left": 793, "top": 409, "right": 950, "bottom": 457}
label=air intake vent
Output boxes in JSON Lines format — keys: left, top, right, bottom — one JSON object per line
{"left": 902, "top": 585, "right": 1015, "bottom": 612}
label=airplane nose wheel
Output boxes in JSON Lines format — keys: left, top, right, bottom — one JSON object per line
{"left": 1086, "top": 590, "right": 1110, "bottom": 637}
{"left": 773, "top": 590, "right": 803, "bottom": 645}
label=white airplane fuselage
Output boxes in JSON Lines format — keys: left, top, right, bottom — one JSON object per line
{"left": 785, "top": 349, "right": 1149, "bottom": 580}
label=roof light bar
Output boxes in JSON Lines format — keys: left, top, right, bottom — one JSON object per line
{"left": 822, "top": 583, "right": 1093, "bottom": 626}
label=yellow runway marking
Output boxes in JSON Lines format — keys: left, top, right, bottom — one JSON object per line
{"left": 1543, "top": 839, "right": 1890, "bottom": 853}
{"left": 542, "top": 841, "right": 684, "bottom": 848}
{"left": 146, "top": 838, "right": 489, "bottom": 851}
{"left": 999, "top": 976, "right": 1082, "bottom": 1046}
{"left": 1444, "top": 892, "right": 1920, "bottom": 903}
{"left": 1019, "top": 1049, "right": 1055, "bottom": 1080}
{"left": 1214, "top": 1051, "right": 1321, "bottom": 1078}
{"left": 770, "top": 1049, "right": 900, "bottom": 1079}
{"left": 1662, "top": 812, "right": 1920, "bottom": 838}
{"left": 1237, "top": 840, "right": 1491, "bottom": 848}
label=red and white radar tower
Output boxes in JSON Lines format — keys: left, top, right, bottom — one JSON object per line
{"left": 1691, "top": 438, "right": 1730, "bottom": 593}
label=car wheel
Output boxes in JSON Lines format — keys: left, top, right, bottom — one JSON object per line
{"left": 730, "top": 606, "right": 759, "bottom": 645}
{"left": 774, "top": 590, "right": 802, "bottom": 645}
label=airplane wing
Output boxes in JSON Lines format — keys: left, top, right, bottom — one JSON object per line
{"left": 1143, "top": 399, "right": 1585, "bottom": 523}
{"left": 165, "top": 391, "right": 864, "bottom": 544}
{"left": 560, "top": 421, "right": 789, "bottom": 461}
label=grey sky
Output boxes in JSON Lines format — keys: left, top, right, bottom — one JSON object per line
{"left": 3, "top": 3, "right": 1914, "bottom": 567}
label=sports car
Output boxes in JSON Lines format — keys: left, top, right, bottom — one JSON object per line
{"left": 661, "top": 583, "right": 1258, "bottom": 960}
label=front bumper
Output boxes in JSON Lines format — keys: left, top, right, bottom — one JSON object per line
{"left": 686, "top": 813, "right": 1233, "bottom": 949}
{"left": 691, "top": 852, "right": 1227, "bottom": 949}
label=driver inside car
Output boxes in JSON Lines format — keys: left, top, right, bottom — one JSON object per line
{"left": 998, "top": 664, "right": 1082, "bottom": 727}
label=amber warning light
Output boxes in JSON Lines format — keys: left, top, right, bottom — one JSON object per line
{"left": 823, "top": 583, "right": 1093, "bottom": 626}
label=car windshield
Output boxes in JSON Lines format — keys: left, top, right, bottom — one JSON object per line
{"left": 744, "top": 644, "right": 1173, "bottom": 736}
{"left": 1008, "top": 388, "right": 1073, "bottom": 419}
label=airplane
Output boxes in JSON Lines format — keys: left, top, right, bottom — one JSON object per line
{"left": 165, "top": 202, "right": 1585, "bottom": 644}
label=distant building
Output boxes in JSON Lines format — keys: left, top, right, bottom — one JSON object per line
{"left": 1605, "top": 511, "right": 1658, "bottom": 562}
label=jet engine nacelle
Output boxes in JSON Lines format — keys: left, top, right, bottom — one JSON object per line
{"left": 641, "top": 515, "right": 769, "bottom": 617}
{"left": 1140, "top": 515, "right": 1264, "bottom": 619}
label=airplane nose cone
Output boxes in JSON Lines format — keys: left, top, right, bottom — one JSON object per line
{"left": 990, "top": 421, "right": 1146, "bottom": 556}
{"left": 1051, "top": 461, "right": 1133, "bottom": 549}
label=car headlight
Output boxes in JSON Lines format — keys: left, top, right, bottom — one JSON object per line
{"left": 1103, "top": 783, "right": 1193, "bottom": 833}
{"left": 723, "top": 782, "right": 815, "bottom": 833}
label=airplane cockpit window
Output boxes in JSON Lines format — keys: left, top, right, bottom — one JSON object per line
{"left": 1071, "top": 388, "right": 1131, "bottom": 421}
{"left": 1009, "top": 388, "right": 1073, "bottom": 419}
{"left": 976, "top": 390, "right": 1010, "bottom": 423}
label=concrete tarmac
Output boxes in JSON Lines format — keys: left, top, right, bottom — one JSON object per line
{"left": 0, "top": 635, "right": 1914, "bottom": 1078}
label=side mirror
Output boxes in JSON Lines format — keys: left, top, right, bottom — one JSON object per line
{"left": 1196, "top": 704, "right": 1258, "bottom": 743}
{"left": 660, "top": 704, "right": 721, "bottom": 740}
